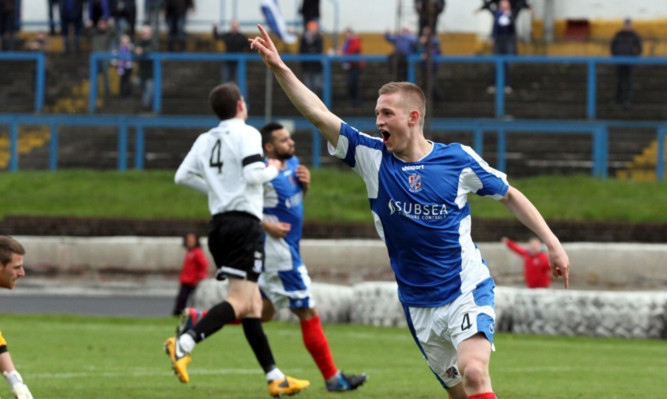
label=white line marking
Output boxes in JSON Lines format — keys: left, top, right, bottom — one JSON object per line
{"left": 29, "top": 368, "right": 299, "bottom": 379}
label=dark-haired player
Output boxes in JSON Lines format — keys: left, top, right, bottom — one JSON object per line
{"left": 179, "top": 122, "right": 368, "bottom": 392}
{"left": 0, "top": 236, "right": 34, "bottom": 399}
{"left": 164, "top": 82, "right": 309, "bottom": 397}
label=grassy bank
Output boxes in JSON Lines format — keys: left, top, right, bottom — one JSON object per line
{"left": 0, "top": 170, "right": 665, "bottom": 222}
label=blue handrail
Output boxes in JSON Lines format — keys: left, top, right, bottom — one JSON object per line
{"left": 87, "top": 52, "right": 667, "bottom": 119}
{"left": 2, "top": 114, "right": 666, "bottom": 180}
{"left": 406, "top": 54, "right": 667, "bottom": 119}
{"left": 0, "top": 52, "right": 45, "bottom": 112}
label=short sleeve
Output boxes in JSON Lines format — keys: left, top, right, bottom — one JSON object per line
{"left": 240, "top": 127, "right": 264, "bottom": 166}
{"left": 460, "top": 145, "right": 509, "bottom": 200}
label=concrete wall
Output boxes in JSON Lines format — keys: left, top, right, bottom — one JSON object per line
{"left": 15, "top": 236, "right": 667, "bottom": 290}
{"left": 190, "top": 280, "right": 667, "bottom": 339}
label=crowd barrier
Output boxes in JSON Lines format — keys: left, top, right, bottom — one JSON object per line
{"left": 191, "top": 279, "right": 667, "bottom": 339}
{"left": 2, "top": 114, "right": 666, "bottom": 179}
{"left": 3, "top": 52, "right": 665, "bottom": 120}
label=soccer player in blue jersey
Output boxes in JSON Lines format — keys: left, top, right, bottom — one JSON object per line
{"left": 251, "top": 25, "right": 570, "bottom": 399}
{"left": 259, "top": 122, "right": 368, "bottom": 392}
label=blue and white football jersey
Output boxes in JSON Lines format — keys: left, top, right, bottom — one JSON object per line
{"left": 329, "top": 122, "right": 509, "bottom": 307}
{"left": 263, "top": 156, "right": 305, "bottom": 272}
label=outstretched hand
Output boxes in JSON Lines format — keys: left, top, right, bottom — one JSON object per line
{"left": 548, "top": 244, "right": 570, "bottom": 288}
{"left": 249, "top": 25, "right": 284, "bottom": 71}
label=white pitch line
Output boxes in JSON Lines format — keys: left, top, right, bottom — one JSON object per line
{"left": 494, "top": 366, "right": 574, "bottom": 373}
{"left": 29, "top": 368, "right": 305, "bottom": 380}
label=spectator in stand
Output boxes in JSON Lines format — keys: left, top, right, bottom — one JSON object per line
{"left": 59, "top": 0, "right": 85, "bottom": 53}
{"left": 88, "top": 0, "right": 111, "bottom": 29}
{"left": 0, "top": 0, "right": 17, "bottom": 51}
{"left": 483, "top": 0, "right": 516, "bottom": 94}
{"left": 27, "top": 32, "right": 50, "bottom": 51}
{"left": 164, "top": 0, "right": 193, "bottom": 51}
{"left": 477, "top": 0, "right": 531, "bottom": 16}
{"left": 144, "top": 0, "right": 162, "bottom": 48}
{"left": 384, "top": 26, "right": 418, "bottom": 81}
{"left": 501, "top": 237, "right": 551, "bottom": 288}
{"left": 417, "top": 26, "right": 444, "bottom": 101}
{"left": 299, "top": 20, "right": 324, "bottom": 97}
{"left": 114, "top": 34, "right": 134, "bottom": 98}
{"left": 112, "top": 0, "right": 137, "bottom": 41}
{"left": 415, "top": 0, "right": 445, "bottom": 36}
{"left": 337, "top": 28, "right": 364, "bottom": 107}
{"left": 299, "top": 0, "right": 319, "bottom": 31}
{"left": 86, "top": 18, "right": 117, "bottom": 98}
{"left": 172, "top": 232, "right": 209, "bottom": 316}
{"left": 135, "top": 25, "right": 156, "bottom": 110}
{"left": 213, "top": 19, "right": 248, "bottom": 83}
{"left": 48, "top": 0, "right": 59, "bottom": 35}
{"left": 611, "top": 18, "right": 642, "bottom": 109}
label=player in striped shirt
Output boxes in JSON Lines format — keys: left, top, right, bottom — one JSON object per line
{"left": 251, "top": 26, "right": 570, "bottom": 399}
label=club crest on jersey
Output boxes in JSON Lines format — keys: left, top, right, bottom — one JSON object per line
{"left": 408, "top": 173, "right": 422, "bottom": 193}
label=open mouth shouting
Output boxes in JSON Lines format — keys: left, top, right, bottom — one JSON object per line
{"left": 380, "top": 129, "right": 391, "bottom": 143}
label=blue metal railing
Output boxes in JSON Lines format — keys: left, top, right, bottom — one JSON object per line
{"left": 2, "top": 114, "right": 666, "bottom": 180}
{"left": 1, "top": 51, "right": 660, "bottom": 118}
{"left": 88, "top": 53, "right": 390, "bottom": 113}
{"left": 407, "top": 54, "right": 667, "bottom": 119}
{"left": 0, "top": 52, "right": 46, "bottom": 112}
{"left": 87, "top": 52, "right": 667, "bottom": 119}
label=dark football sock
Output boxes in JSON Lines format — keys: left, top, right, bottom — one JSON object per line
{"left": 190, "top": 301, "right": 236, "bottom": 343}
{"left": 242, "top": 317, "right": 277, "bottom": 373}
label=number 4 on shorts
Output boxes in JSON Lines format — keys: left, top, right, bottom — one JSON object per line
{"left": 461, "top": 313, "right": 472, "bottom": 330}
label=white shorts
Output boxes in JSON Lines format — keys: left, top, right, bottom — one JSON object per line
{"left": 402, "top": 278, "right": 496, "bottom": 388}
{"left": 258, "top": 265, "right": 315, "bottom": 310}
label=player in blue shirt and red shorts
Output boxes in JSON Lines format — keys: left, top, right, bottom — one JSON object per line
{"left": 250, "top": 25, "right": 570, "bottom": 399}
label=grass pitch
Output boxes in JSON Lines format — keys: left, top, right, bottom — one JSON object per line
{"left": 0, "top": 315, "right": 665, "bottom": 399}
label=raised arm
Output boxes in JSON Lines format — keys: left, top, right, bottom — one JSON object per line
{"left": 249, "top": 25, "right": 342, "bottom": 147}
{"left": 500, "top": 186, "right": 570, "bottom": 288}
{"left": 502, "top": 237, "right": 528, "bottom": 256}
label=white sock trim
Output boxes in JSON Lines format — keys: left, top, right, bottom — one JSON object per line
{"left": 266, "top": 367, "right": 285, "bottom": 382}
{"left": 178, "top": 334, "right": 195, "bottom": 354}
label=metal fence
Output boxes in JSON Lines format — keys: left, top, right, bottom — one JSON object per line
{"left": 3, "top": 51, "right": 664, "bottom": 118}
{"left": 1, "top": 114, "right": 665, "bottom": 180}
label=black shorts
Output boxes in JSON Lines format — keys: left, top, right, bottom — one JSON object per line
{"left": 208, "top": 211, "right": 263, "bottom": 282}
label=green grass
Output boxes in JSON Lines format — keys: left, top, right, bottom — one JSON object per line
{"left": 0, "top": 314, "right": 665, "bottom": 399}
{"left": 0, "top": 170, "right": 665, "bottom": 222}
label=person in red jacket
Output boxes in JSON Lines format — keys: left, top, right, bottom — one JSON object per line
{"left": 501, "top": 236, "right": 551, "bottom": 288}
{"left": 337, "top": 28, "right": 365, "bottom": 107}
{"left": 172, "top": 233, "right": 209, "bottom": 315}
